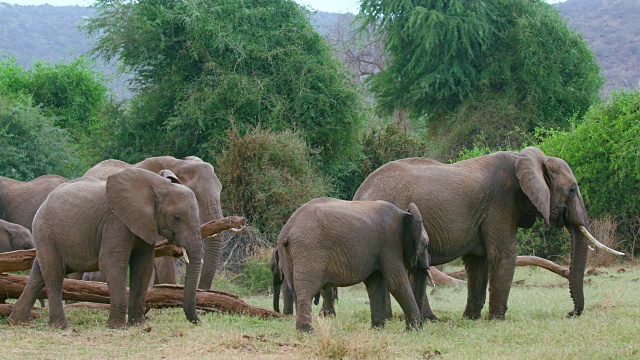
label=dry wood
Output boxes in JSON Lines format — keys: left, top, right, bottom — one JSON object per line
{"left": 201, "top": 216, "right": 246, "bottom": 238}
{"left": 0, "top": 274, "right": 280, "bottom": 318}
{"left": 429, "top": 256, "right": 570, "bottom": 286}
{"left": 0, "top": 215, "right": 247, "bottom": 274}
{"left": 0, "top": 303, "right": 41, "bottom": 318}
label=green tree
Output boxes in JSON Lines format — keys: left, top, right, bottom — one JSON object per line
{"left": 0, "top": 93, "right": 81, "bottom": 180}
{"left": 83, "top": 0, "right": 365, "bottom": 170}
{"left": 539, "top": 90, "right": 640, "bottom": 253}
{"left": 359, "top": 0, "right": 602, "bottom": 156}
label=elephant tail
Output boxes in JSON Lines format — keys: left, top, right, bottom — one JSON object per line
{"left": 276, "top": 238, "right": 295, "bottom": 299}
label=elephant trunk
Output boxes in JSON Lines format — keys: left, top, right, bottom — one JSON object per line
{"left": 183, "top": 232, "right": 204, "bottom": 324}
{"left": 198, "top": 200, "right": 224, "bottom": 290}
{"left": 567, "top": 224, "right": 588, "bottom": 317}
{"left": 410, "top": 270, "right": 428, "bottom": 323}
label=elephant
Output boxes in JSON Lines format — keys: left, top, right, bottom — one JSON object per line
{"left": 0, "top": 219, "right": 35, "bottom": 252}
{"left": 0, "top": 174, "right": 68, "bottom": 230}
{"left": 8, "top": 168, "right": 204, "bottom": 329}
{"left": 269, "top": 248, "right": 337, "bottom": 317}
{"left": 277, "top": 198, "right": 434, "bottom": 332}
{"left": 82, "top": 156, "right": 225, "bottom": 289}
{"left": 353, "top": 146, "right": 623, "bottom": 320}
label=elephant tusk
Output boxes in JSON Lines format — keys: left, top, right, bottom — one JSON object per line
{"left": 228, "top": 225, "right": 246, "bottom": 234}
{"left": 183, "top": 249, "right": 190, "bottom": 264}
{"left": 579, "top": 225, "right": 625, "bottom": 256}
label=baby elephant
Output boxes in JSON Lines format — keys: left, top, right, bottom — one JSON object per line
{"left": 269, "top": 248, "right": 337, "bottom": 316}
{"left": 0, "top": 219, "right": 35, "bottom": 252}
{"left": 277, "top": 198, "right": 435, "bottom": 332}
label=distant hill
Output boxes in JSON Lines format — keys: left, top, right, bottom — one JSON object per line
{"left": 0, "top": 0, "right": 638, "bottom": 97}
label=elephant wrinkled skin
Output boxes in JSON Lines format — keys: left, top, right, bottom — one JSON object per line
{"left": 0, "top": 219, "right": 35, "bottom": 252}
{"left": 0, "top": 175, "right": 67, "bottom": 230}
{"left": 8, "top": 168, "right": 204, "bottom": 329}
{"left": 277, "top": 198, "right": 434, "bottom": 332}
{"left": 354, "top": 146, "right": 621, "bottom": 320}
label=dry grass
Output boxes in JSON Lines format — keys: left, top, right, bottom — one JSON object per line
{"left": 2, "top": 263, "right": 640, "bottom": 359}
{"left": 587, "top": 217, "right": 620, "bottom": 268}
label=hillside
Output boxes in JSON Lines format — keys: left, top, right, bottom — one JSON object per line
{"left": 0, "top": 0, "right": 638, "bottom": 96}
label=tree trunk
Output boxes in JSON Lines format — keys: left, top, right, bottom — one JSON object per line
{"left": 0, "top": 274, "right": 280, "bottom": 319}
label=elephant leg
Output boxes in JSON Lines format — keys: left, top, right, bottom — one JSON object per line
{"left": 364, "top": 272, "right": 388, "bottom": 328}
{"left": 101, "top": 256, "right": 130, "bottom": 329}
{"left": 462, "top": 254, "right": 489, "bottom": 320}
{"left": 128, "top": 246, "right": 155, "bottom": 326}
{"left": 487, "top": 247, "right": 517, "bottom": 320}
{"left": 8, "top": 258, "right": 46, "bottom": 325}
{"left": 153, "top": 256, "right": 176, "bottom": 285}
{"left": 319, "top": 288, "right": 336, "bottom": 317}
{"left": 294, "top": 274, "right": 322, "bottom": 332}
{"left": 385, "top": 273, "right": 421, "bottom": 330}
{"left": 283, "top": 284, "right": 294, "bottom": 315}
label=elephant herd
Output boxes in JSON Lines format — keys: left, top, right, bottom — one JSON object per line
{"left": 0, "top": 147, "right": 623, "bottom": 332}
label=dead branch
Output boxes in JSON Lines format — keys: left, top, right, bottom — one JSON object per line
{"left": 0, "top": 274, "right": 280, "bottom": 318}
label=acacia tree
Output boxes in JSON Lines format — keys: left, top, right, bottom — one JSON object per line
{"left": 359, "top": 0, "right": 603, "bottom": 155}
{"left": 83, "top": 0, "right": 365, "bottom": 170}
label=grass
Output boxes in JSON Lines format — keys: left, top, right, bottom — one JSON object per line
{"left": 2, "top": 263, "right": 640, "bottom": 359}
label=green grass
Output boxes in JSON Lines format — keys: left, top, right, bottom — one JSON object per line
{"left": 2, "top": 264, "right": 640, "bottom": 359}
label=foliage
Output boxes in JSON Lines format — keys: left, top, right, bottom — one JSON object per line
{"left": 0, "top": 93, "right": 81, "bottom": 180}
{"left": 539, "top": 90, "right": 640, "bottom": 254}
{"left": 82, "top": 0, "right": 365, "bottom": 170}
{"left": 215, "top": 127, "right": 330, "bottom": 241}
{"left": 359, "top": 0, "right": 603, "bottom": 156}
{"left": 235, "top": 247, "right": 273, "bottom": 296}
{"left": 335, "top": 120, "right": 430, "bottom": 199}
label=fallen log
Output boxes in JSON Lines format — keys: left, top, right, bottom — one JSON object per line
{"left": 0, "top": 303, "right": 40, "bottom": 318}
{"left": 429, "top": 256, "right": 570, "bottom": 286}
{"left": 515, "top": 256, "right": 569, "bottom": 279}
{"left": 0, "top": 215, "right": 247, "bottom": 274}
{"left": 0, "top": 273, "right": 280, "bottom": 319}
{"left": 201, "top": 216, "right": 246, "bottom": 238}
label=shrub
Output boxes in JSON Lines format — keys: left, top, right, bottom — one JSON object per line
{"left": 235, "top": 247, "right": 273, "bottom": 296}
{"left": 587, "top": 217, "right": 621, "bottom": 268}
{"left": 539, "top": 90, "right": 640, "bottom": 255}
{"left": 0, "top": 93, "right": 82, "bottom": 180}
{"left": 215, "top": 127, "right": 330, "bottom": 241}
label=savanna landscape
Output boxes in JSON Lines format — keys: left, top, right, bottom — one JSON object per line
{"left": 1, "top": 0, "right": 639, "bottom": 359}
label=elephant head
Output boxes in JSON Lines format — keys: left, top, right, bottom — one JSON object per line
{"left": 0, "top": 219, "right": 34, "bottom": 253}
{"left": 106, "top": 168, "right": 203, "bottom": 323}
{"left": 136, "top": 156, "right": 224, "bottom": 290}
{"left": 269, "top": 248, "right": 284, "bottom": 313}
{"left": 515, "top": 147, "right": 623, "bottom": 317}
{"left": 403, "top": 203, "right": 430, "bottom": 320}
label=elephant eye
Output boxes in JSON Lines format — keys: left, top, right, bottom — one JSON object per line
{"left": 174, "top": 215, "right": 182, "bottom": 222}
{"left": 569, "top": 185, "right": 577, "bottom": 196}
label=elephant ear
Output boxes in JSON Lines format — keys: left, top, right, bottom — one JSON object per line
{"left": 106, "top": 168, "right": 166, "bottom": 245}
{"left": 515, "top": 147, "right": 551, "bottom": 224}
{"left": 158, "top": 169, "right": 181, "bottom": 184}
{"left": 403, "top": 203, "right": 424, "bottom": 270}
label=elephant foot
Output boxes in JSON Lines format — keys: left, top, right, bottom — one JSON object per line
{"left": 567, "top": 309, "right": 582, "bottom": 318}
{"left": 107, "top": 319, "right": 127, "bottom": 329}
{"left": 48, "top": 319, "right": 70, "bottom": 329}
{"left": 319, "top": 309, "right": 336, "bottom": 318}
{"left": 127, "top": 317, "right": 147, "bottom": 327}
{"left": 7, "top": 314, "right": 32, "bottom": 326}
{"left": 487, "top": 313, "right": 506, "bottom": 321}
{"left": 462, "top": 309, "right": 482, "bottom": 320}
{"left": 296, "top": 323, "right": 315, "bottom": 333}
{"left": 423, "top": 313, "right": 442, "bottom": 323}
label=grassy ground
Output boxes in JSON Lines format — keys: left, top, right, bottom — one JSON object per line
{"left": 2, "top": 263, "right": 639, "bottom": 359}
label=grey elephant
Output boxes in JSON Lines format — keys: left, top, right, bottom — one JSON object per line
{"left": 354, "top": 146, "right": 623, "bottom": 320}
{"left": 8, "top": 168, "right": 204, "bottom": 329}
{"left": 269, "top": 248, "right": 337, "bottom": 317}
{"left": 0, "top": 174, "right": 67, "bottom": 230}
{"left": 277, "top": 198, "right": 434, "bottom": 332}
{"left": 82, "top": 156, "right": 225, "bottom": 289}
{"left": 0, "top": 219, "right": 34, "bottom": 252}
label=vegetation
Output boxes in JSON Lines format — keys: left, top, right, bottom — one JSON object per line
{"left": 215, "top": 127, "right": 330, "bottom": 241}
{"left": 1, "top": 265, "right": 639, "bottom": 358}
{"left": 0, "top": 93, "right": 81, "bottom": 180}
{"left": 82, "top": 0, "right": 365, "bottom": 171}
{"left": 359, "top": 0, "right": 603, "bottom": 157}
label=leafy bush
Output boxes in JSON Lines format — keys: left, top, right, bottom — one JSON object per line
{"left": 235, "top": 247, "right": 273, "bottom": 296}
{"left": 539, "top": 90, "right": 640, "bottom": 254}
{"left": 0, "top": 93, "right": 82, "bottom": 180}
{"left": 216, "top": 127, "right": 330, "bottom": 241}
